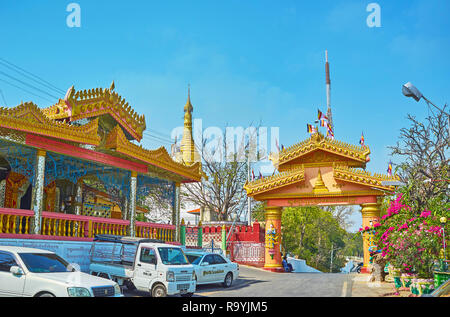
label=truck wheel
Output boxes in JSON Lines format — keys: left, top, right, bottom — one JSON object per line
{"left": 223, "top": 272, "right": 233, "bottom": 288}
{"left": 151, "top": 284, "right": 167, "bottom": 297}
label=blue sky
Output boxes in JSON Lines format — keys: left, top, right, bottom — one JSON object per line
{"left": 1, "top": 1, "right": 449, "bottom": 230}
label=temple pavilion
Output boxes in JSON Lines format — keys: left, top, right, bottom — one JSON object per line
{"left": 0, "top": 83, "right": 202, "bottom": 242}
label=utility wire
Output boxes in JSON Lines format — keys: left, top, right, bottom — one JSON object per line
{"left": 0, "top": 88, "right": 7, "bottom": 107}
{"left": 0, "top": 70, "right": 60, "bottom": 100}
{"left": 0, "top": 78, "right": 56, "bottom": 104}
{"left": 0, "top": 57, "right": 65, "bottom": 95}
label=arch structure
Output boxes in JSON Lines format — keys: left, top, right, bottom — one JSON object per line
{"left": 244, "top": 132, "right": 398, "bottom": 272}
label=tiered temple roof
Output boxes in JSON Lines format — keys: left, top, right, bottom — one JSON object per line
{"left": 1, "top": 83, "right": 202, "bottom": 183}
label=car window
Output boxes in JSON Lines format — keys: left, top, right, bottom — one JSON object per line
{"left": 0, "top": 252, "right": 18, "bottom": 273}
{"left": 140, "top": 248, "right": 156, "bottom": 264}
{"left": 186, "top": 254, "right": 202, "bottom": 265}
{"left": 19, "top": 253, "right": 70, "bottom": 273}
{"left": 213, "top": 254, "right": 227, "bottom": 264}
{"left": 202, "top": 255, "right": 215, "bottom": 265}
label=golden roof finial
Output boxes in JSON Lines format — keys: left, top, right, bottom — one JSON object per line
{"left": 184, "top": 84, "right": 193, "bottom": 113}
{"left": 110, "top": 81, "right": 115, "bottom": 91}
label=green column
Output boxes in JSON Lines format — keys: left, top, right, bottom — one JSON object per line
{"left": 180, "top": 218, "right": 186, "bottom": 246}
{"left": 221, "top": 225, "right": 226, "bottom": 253}
{"left": 197, "top": 221, "right": 203, "bottom": 248}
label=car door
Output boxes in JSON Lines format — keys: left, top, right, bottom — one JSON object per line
{"left": 133, "top": 247, "right": 157, "bottom": 290}
{"left": 199, "top": 254, "right": 216, "bottom": 283}
{"left": 212, "top": 254, "right": 228, "bottom": 282}
{"left": 0, "top": 252, "right": 26, "bottom": 297}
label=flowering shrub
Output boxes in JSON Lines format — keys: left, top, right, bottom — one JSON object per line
{"left": 374, "top": 194, "right": 447, "bottom": 279}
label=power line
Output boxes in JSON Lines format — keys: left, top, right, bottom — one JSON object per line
{"left": 0, "top": 58, "right": 65, "bottom": 95}
{"left": 0, "top": 70, "right": 60, "bottom": 100}
{"left": 0, "top": 78, "right": 56, "bottom": 104}
{"left": 0, "top": 88, "right": 7, "bottom": 107}
{"left": 143, "top": 131, "right": 174, "bottom": 144}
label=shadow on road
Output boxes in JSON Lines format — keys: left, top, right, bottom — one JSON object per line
{"left": 194, "top": 277, "right": 268, "bottom": 296}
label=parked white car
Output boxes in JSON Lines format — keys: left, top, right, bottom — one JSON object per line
{"left": 0, "top": 246, "right": 122, "bottom": 297}
{"left": 185, "top": 251, "right": 239, "bottom": 288}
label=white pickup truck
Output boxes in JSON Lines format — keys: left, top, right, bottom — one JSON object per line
{"left": 89, "top": 235, "right": 196, "bottom": 297}
{"left": 0, "top": 246, "right": 122, "bottom": 297}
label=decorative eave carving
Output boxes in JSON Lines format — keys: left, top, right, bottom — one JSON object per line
{"left": 50, "top": 85, "right": 146, "bottom": 142}
{"left": 278, "top": 132, "right": 370, "bottom": 168}
{"left": 104, "top": 125, "right": 202, "bottom": 182}
{"left": 0, "top": 102, "right": 100, "bottom": 145}
{"left": 333, "top": 165, "right": 398, "bottom": 192}
{"left": 244, "top": 168, "right": 305, "bottom": 197}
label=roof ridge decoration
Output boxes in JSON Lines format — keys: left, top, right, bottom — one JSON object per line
{"left": 0, "top": 102, "right": 100, "bottom": 145}
{"left": 333, "top": 164, "right": 398, "bottom": 191}
{"left": 104, "top": 125, "right": 202, "bottom": 182}
{"left": 278, "top": 132, "right": 370, "bottom": 167}
{"left": 244, "top": 168, "right": 305, "bottom": 196}
{"left": 44, "top": 84, "right": 146, "bottom": 142}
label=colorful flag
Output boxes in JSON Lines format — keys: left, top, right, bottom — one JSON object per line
{"left": 387, "top": 161, "right": 392, "bottom": 177}
{"left": 251, "top": 169, "right": 255, "bottom": 181}
{"left": 327, "top": 126, "right": 334, "bottom": 139}
{"left": 318, "top": 109, "right": 329, "bottom": 121}
{"left": 259, "top": 172, "right": 263, "bottom": 180}
{"left": 307, "top": 124, "right": 317, "bottom": 134}
{"left": 360, "top": 132, "right": 365, "bottom": 147}
{"left": 320, "top": 119, "right": 328, "bottom": 128}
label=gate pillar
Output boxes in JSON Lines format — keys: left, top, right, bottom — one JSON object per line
{"left": 263, "top": 206, "right": 284, "bottom": 272}
{"left": 360, "top": 202, "right": 381, "bottom": 273}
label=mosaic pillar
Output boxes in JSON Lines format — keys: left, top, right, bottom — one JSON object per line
{"left": 264, "top": 206, "right": 284, "bottom": 272}
{"left": 32, "top": 149, "right": 46, "bottom": 235}
{"left": 128, "top": 171, "right": 137, "bottom": 237}
{"left": 180, "top": 218, "right": 186, "bottom": 246}
{"left": 360, "top": 202, "right": 381, "bottom": 273}
{"left": 74, "top": 182, "right": 83, "bottom": 216}
{"left": 122, "top": 198, "right": 129, "bottom": 221}
{"left": 0, "top": 180, "right": 6, "bottom": 208}
{"left": 173, "top": 182, "right": 181, "bottom": 242}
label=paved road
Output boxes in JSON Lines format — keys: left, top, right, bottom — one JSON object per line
{"left": 123, "top": 265, "right": 357, "bottom": 297}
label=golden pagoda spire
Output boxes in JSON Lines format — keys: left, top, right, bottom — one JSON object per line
{"left": 178, "top": 84, "right": 198, "bottom": 165}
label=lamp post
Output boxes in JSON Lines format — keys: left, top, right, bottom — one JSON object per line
{"left": 402, "top": 82, "right": 450, "bottom": 135}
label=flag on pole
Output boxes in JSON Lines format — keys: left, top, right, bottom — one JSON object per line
{"left": 387, "top": 161, "right": 392, "bottom": 177}
{"left": 318, "top": 109, "right": 329, "bottom": 121}
{"left": 320, "top": 119, "right": 329, "bottom": 128}
{"left": 307, "top": 124, "right": 317, "bottom": 134}
{"left": 360, "top": 132, "right": 365, "bottom": 147}
{"left": 251, "top": 169, "right": 255, "bottom": 181}
{"left": 275, "top": 139, "right": 280, "bottom": 152}
{"left": 327, "top": 126, "right": 334, "bottom": 139}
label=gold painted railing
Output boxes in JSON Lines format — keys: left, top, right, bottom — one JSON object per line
{"left": 136, "top": 221, "right": 175, "bottom": 242}
{"left": 0, "top": 208, "right": 175, "bottom": 242}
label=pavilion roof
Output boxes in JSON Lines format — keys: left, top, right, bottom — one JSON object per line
{"left": 42, "top": 83, "right": 146, "bottom": 142}
{"left": 276, "top": 132, "right": 370, "bottom": 169}
{"left": 0, "top": 102, "right": 100, "bottom": 145}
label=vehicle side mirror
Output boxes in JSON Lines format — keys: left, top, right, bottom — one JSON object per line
{"left": 201, "top": 262, "right": 209, "bottom": 266}
{"left": 10, "top": 266, "right": 24, "bottom": 276}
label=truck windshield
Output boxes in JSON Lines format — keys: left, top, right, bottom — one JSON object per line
{"left": 157, "top": 247, "right": 188, "bottom": 265}
{"left": 19, "top": 253, "right": 70, "bottom": 273}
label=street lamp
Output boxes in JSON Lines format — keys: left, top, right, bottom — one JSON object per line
{"left": 402, "top": 82, "right": 450, "bottom": 134}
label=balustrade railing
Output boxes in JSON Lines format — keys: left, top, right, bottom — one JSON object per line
{"left": 136, "top": 221, "right": 175, "bottom": 242}
{"left": 0, "top": 208, "right": 174, "bottom": 242}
